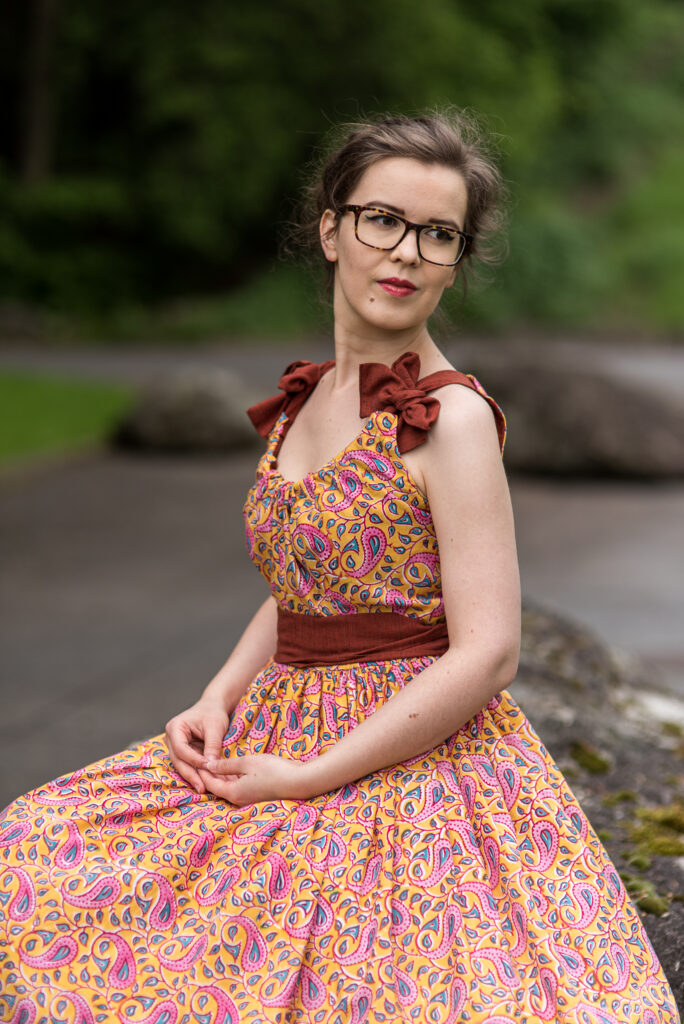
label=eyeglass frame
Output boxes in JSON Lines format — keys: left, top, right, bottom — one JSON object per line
{"left": 338, "top": 204, "right": 473, "bottom": 266}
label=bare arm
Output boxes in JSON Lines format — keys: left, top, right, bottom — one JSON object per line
{"left": 298, "top": 386, "right": 521, "bottom": 797}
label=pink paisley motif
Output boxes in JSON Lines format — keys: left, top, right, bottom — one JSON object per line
{"left": 482, "top": 835, "right": 500, "bottom": 888}
{"left": 233, "top": 814, "right": 288, "bottom": 843}
{"left": 561, "top": 881, "right": 600, "bottom": 929}
{"left": 348, "top": 851, "right": 382, "bottom": 895}
{"left": 0, "top": 820, "right": 31, "bottom": 846}
{"left": 261, "top": 967, "right": 300, "bottom": 1007}
{"left": 408, "top": 836, "right": 452, "bottom": 887}
{"left": 531, "top": 819, "right": 559, "bottom": 871}
{"left": 62, "top": 873, "right": 122, "bottom": 908}
{"left": 402, "top": 551, "right": 440, "bottom": 586}
{"left": 1, "top": 866, "right": 36, "bottom": 921}
{"left": 446, "top": 977, "right": 468, "bottom": 1023}
{"left": 598, "top": 941, "right": 631, "bottom": 992}
{"left": 350, "top": 985, "right": 373, "bottom": 1023}
{"left": 336, "top": 919, "right": 377, "bottom": 964}
{"left": 106, "top": 773, "right": 156, "bottom": 795}
{"left": 530, "top": 966, "right": 558, "bottom": 1020}
{"left": 449, "top": 820, "right": 481, "bottom": 857}
{"left": 32, "top": 783, "right": 86, "bottom": 806}
{"left": 54, "top": 819, "right": 85, "bottom": 868}
{"left": 7, "top": 1000, "right": 36, "bottom": 1024}
{"left": 410, "top": 778, "right": 446, "bottom": 822}
{"left": 390, "top": 897, "right": 411, "bottom": 936}
{"left": 459, "top": 774, "right": 477, "bottom": 815}
{"left": 221, "top": 914, "right": 267, "bottom": 970}
{"left": 266, "top": 852, "right": 292, "bottom": 898}
{"left": 189, "top": 829, "right": 215, "bottom": 867}
{"left": 322, "top": 469, "right": 363, "bottom": 512}
{"left": 249, "top": 703, "right": 272, "bottom": 739}
{"left": 159, "top": 933, "right": 208, "bottom": 971}
{"left": 417, "top": 904, "right": 462, "bottom": 959}
{"left": 299, "top": 964, "right": 326, "bottom": 1009}
{"left": 552, "top": 942, "right": 587, "bottom": 979}
{"left": 475, "top": 946, "right": 518, "bottom": 987}
{"left": 47, "top": 993, "right": 94, "bottom": 1024}
{"left": 509, "top": 901, "right": 528, "bottom": 957}
{"left": 344, "top": 526, "right": 387, "bottom": 578}
{"left": 95, "top": 932, "right": 137, "bottom": 989}
{"left": 282, "top": 698, "right": 303, "bottom": 739}
{"left": 195, "top": 866, "right": 240, "bottom": 906}
{"left": 124, "top": 1002, "right": 178, "bottom": 1024}
{"left": 495, "top": 761, "right": 521, "bottom": 810}
{"left": 137, "top": 871, "right": 177, "bottom": 929}
{"left": 190, "top": 985, "right": 239, "bottom": 1024}
{"left": 393, "top": 966, "right": 419, "bottom": 1007}
{"left": 506, "top": 735, "right": 549, "bottom": 778}
{"left": 20, "top": 932, "right": 78, "bottom": 968}
{"left": 470, "top": 754, "right": 496, "bottom": 785}
{"left": 347, "top": 447, "right": 396, "bottom": 480}
{"left": 459, "top": 880, "right": 498, "bottom": 922}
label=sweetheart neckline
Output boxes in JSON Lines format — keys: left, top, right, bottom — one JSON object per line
{"left": 263, "top": 410, "right": 429, "bottom": 502}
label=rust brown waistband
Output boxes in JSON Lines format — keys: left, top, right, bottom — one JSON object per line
{"left": 274, "top": 606, "right": 450, "bottom": 667}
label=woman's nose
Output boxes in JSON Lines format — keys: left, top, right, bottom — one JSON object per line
{"left": 390, "top": 228, "right": 421, "bottom": 265}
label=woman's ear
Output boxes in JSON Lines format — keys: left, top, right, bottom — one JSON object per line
{"left": 319, "top": 209, "right": 338, "bottom": 263}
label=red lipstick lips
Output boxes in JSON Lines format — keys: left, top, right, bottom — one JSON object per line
{"left": 378, "top": 278, "right": 417, "bottom": 297}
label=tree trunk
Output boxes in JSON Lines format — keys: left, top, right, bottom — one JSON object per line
{"left": 20, "top": 0, "right": 60, "bottom": 184}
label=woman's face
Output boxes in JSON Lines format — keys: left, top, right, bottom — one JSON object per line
{"left": 320, "top": 157, "right": 468, "bottom": 338}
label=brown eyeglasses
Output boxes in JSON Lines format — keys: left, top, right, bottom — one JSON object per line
{"left": 340, "top": 204, "right": 472, "bottom": 266}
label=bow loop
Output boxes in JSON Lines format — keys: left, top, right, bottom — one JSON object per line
{"left": 246, "top": 359, "right": 334, "bottom": 439}
{"left": 359, "top": 351, "right": 446, "bottom": 452}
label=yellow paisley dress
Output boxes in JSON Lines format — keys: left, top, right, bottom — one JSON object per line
{"left": 0, "top": 359, "right": 679, "bottom": 1023}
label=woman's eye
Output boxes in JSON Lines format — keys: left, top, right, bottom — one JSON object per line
{"left": 425, "top": 226, "right": 457, "bottom": 243}
{"left": 367, "top": 213, "right": 400, "bottom": 229}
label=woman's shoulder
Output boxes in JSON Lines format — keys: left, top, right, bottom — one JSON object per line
{"left": 427, "top": 369, "right": 507, "bottom": 457}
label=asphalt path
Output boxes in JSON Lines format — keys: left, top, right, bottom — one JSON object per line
{"left": 1, "top": 338, "right": 683, "bottom": 808}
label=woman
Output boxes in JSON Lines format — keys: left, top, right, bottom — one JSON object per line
{"left": 0, "top": 112, "right": 678, "bottom": 1022}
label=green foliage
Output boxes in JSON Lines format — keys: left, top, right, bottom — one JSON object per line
{"left": 0, "top": 372, "right": 134, "bottom": 464}
{"left": 1, "top": 0, "right": 683, "bottom": 334}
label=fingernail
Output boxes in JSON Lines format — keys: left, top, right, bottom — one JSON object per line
{"left": 203, "top": 760, "right": 219, "bottom": 771}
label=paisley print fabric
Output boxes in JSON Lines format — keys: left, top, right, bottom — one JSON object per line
{"left": 0, "top": 368, "right": 679, "bottom": 1023}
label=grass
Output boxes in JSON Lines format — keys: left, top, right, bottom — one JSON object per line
{"left": 0, "top": 371, "right": 135, "bottom": 466}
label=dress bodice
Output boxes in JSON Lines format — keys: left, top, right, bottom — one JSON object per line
{"left": 242, "top": 352, "right": 506, "bottom": 624}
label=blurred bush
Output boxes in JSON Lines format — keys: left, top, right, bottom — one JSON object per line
{"left": 1, "top": 0, "right": 683, "bottom": 335}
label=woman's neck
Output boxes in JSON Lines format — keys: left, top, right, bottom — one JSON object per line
{"left": 329, "top": 324, "right": 440, "bottom": 391}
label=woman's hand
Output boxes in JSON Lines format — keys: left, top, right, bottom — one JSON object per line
{"left": 164, "top": 696, "right": 233, "bottom": 795}
{"left": 198, "top": 753, "right": 314, "bottom": 806}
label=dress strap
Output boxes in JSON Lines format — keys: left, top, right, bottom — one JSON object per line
{"left": 246, "top": 359, "right": 335, "bottom": 441}
{"left": 359, "top": 350, "right": 507, "bottom": 455}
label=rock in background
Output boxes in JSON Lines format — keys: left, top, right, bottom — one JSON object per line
{"left": 112, "top": 367, "right": 261, "bottom": 452}
{"left": 518, "top": 596, "right": 684, "bottom": 1002}
{"left": 447, "top": 341, "right": 684, "bottom": 478}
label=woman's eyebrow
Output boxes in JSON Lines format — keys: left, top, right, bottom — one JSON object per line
{"left": 364, "top": 200, "right": 460, "bottom": 229}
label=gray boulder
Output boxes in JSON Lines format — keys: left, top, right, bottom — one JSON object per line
{"left": 112, "top": 366, "right": 260, "bottom": 452}
{"left": 517, "top": 596, "right": 684, "bottom": 1004}
{"left": 447, "top": 342, "right": 684, "bottom": 478}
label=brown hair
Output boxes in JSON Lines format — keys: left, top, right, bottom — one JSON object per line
{"left": 285, "top": 107, "right": 508, "bottom": 296}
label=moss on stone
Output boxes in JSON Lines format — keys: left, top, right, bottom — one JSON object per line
{"left": 618, "top": 872, "right": 669, "bottom": 915}
{"left": 627, "top": 801, "right": 684, "bottom": 857}
{"left": 569, "top": 740, "right": 611, "bottom": 774}
{"left": 623, "top": 850, "right": 652, "bottom": 871}
{"left": 661, "top": 721, "right": 684, "bottom": 738}
{"left": 636, "top": 893, "right": 669, "bottom": 916}
{"left": 602, "top": 789, "right": 638, "bottom": 806}
{"left": 596, "top": 829, "right": 613, "bottom": 843}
